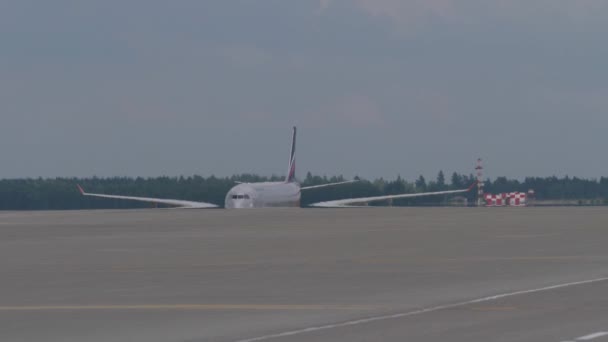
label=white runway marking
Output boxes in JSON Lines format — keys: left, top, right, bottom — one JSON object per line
{"left": 577, "top": 332, "right": 608, "bottom": 340}
{"left": 234, "top": 277, "right": 608, "bottom": 342}
{"left": 560, "top": 331, "right": 608, "bottom": 342}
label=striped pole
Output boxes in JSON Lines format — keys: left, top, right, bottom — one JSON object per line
{"left": 475, "top": 158, "right": 484, "bottom": 207}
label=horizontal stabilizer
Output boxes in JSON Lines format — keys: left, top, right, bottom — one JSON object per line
{"left": 300, "top": 180, "right": 359, "bottom": 190}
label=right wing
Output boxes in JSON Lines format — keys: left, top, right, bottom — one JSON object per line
{"left": 77, "top": 185, "right": 218, "bottom": 209}
{"left": 310, "top": 183, "right": 476, "bottom": 208}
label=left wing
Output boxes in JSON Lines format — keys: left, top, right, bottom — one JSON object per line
{"left": 310, "top": 183, "right": 475, "bottom": 208}
{"left": 77, "top": 185, "right": 218, "bottom": 209}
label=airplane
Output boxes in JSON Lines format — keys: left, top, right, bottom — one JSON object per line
{"left": 77, "top": 127, "right": 474, "bottom": 209}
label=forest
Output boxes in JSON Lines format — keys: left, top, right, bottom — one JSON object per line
{"left": 0, "top": 171, "right": 607, "bottom": 210}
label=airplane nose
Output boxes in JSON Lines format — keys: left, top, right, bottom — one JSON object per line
{"left": 233, "top": 201, "right": 253, "bottom": 209}
{"left": 225, "top": 192, "right": 254, "bottom": 209}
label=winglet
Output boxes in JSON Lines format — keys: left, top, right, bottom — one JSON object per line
{"left": 77, "top": 184, "right": 86, "bottom": 195}
{"left": 467, "top": 182, "right": 477, "bottom": 192}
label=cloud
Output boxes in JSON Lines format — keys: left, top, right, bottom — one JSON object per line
{"left": 215, "top": 44, "right": 274, "bottom": 68}
{"left": 317, "top": 0, "right": 454, "bottom": 33}
{"left": 319, "top": 0, "right": 331, "bottom": 12}
{"left": 341, "top": 0, "right": 608, "bottom": 33}
{"left": 1, "top": 1, "right": 608, "bottom": 179}
{"left": 354, "top": 0, "right": 455, "bottom": 21}
{"left": 325, "top": 94, "right": 385, "bottom": 127}
{"left": 535, "top": 87, "right": 608, "bottom": 122}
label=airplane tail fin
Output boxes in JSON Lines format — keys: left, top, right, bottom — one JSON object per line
{"left": 285, "top": 126, "right": 296, "bottom": 183}
{"left": 77, "top": 184, "right": 86, "bottom": 195}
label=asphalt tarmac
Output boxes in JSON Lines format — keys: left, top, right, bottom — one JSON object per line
{"left": 0, "top": 207, "right": 607, "bottom": 342}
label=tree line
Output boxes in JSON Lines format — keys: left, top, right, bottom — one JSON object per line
{"left": 0, "top": 172, "right": 606, "bottom": 210}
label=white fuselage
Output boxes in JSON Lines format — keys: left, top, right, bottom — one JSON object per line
{"left": 224, "top": 182, "right": 301, "bottom": 209}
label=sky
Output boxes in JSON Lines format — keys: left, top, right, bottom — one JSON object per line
{"left": 1, "top": 0, "right": 607, "bottom": 181}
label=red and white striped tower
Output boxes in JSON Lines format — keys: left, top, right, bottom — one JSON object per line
{"left": 476, "top": 158, "right": 484, "bottom": 207}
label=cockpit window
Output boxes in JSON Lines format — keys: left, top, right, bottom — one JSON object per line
{"left": 232, "top": 194, "right": 250, "bottom": 200}
{"left": 244, "top": 195, "right": 250, "bottom": 199}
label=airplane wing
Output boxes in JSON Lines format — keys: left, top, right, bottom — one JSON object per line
{"left": 77, "top": 185, "right": 219, "bottom": 209}
{"left": 301, "top": 180, "right": 359, "bottom": 190}
{"left": 310, "top": 183, "right": 476, "bottom": 208}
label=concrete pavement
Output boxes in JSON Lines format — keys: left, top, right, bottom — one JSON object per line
{"left": 0, "top": 207, "right": 607, "bottom": 341}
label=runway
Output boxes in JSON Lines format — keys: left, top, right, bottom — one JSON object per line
{"left": 1, "top": 207, "right": 607, "bottom": 342}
